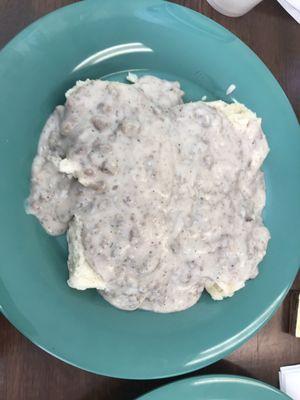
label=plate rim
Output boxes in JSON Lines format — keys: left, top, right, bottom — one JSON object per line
{"left": 137, "top": 375, "right": 292, "bottom": 398}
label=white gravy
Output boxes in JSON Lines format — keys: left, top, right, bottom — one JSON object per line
{"left": 27, "top": 76, "right": 270, "bottom": 312}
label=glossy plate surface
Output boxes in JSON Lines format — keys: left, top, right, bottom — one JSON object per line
{"left": 0, "top": 0, "right": 299, "bottom": 379}
{"left": 138, "top": 375, "right": 292, "bottom": 399}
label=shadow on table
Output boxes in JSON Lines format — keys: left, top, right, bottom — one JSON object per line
{"left": 78, "top": 360, "right": 252, "bottom": 400}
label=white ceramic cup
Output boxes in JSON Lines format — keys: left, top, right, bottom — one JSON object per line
{"left": 207, "top": 0, "right": 264, "bottom": 17}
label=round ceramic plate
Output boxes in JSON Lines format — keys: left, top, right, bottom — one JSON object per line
{"left": 0, "top": 0, "right": 299, "bottom": 379}
{"left": 138, "top": 375, "right": 291, "bottom": 399}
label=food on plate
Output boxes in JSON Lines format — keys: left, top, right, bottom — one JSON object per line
{"left": 27, "top": 75, "right": 270, "bottom": 312}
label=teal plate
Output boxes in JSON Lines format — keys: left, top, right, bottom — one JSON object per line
{"left": 138, "top": 375, "right": 292, "bottom": 399}
{"left": 0, "top": 0, "right": 299, "bottom": 379}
